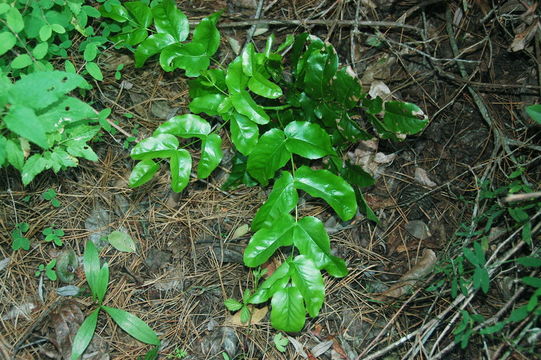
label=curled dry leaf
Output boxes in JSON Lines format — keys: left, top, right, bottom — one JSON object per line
{"left": 380, "top": 249, "right": 437, "bottom": 298}
{"left": 346, "top": 140, "right": 396, "bottom": 179}
{"left": 224, "top": 305, "right": 268, "bottom": 327}
{"left": 46, "top": 300, "right": 85, "bottom": 360}
{"left": 414, "top": 167, "right": 437, "bottom": 188}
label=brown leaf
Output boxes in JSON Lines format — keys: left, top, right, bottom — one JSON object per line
{"left": 224, "top": 305, "right": 268, "bottom": 327}
{"left": 46, "top": 300, "right": 85, "bottom": 360}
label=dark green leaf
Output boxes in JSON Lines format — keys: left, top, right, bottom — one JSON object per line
{"left": 284, "top": 121, "right": 334, "bottom": 159}
{"left": 71, "top": 308, "right": 99, "bottom": 360}
{"left": 130, "top": 134, "right": 179, "bottom": 160}
{"left": 250, "top": 261, "right": 291, "bottom": 304}
{"left": 154, "top": 114, "right": 211, "bottom": 139}
{"left": 516, "top": 256, "right": 541, "bottom": 267}
{"left": 289, "top": 255, "right": 325, "bottom": 317}
{"left": 125, "top": 1, "right": 153, "bottom": 27}
{"left": 222, "top": 153, "right": 257, "bottom": 190}
{"left": 304, "top": 46, "right": 337, "bottom": 98}
{"left": 169, "top": 149, "right": 192, "bottom": 193}
{"left": 383, "top": 101, "right": 428, "bottom": 135}
{"left": 231, "top": 90, "right": 270, "bottom": 125}
{"left": 134, "top": 33, "right": 176, "bottom": 67}
{"left": 198, "top": 133, "right": 223, "bottom": 179}
{"left": 248, "top": 72, "right": 283, "bottom": 99}
{"left": 225, "top": 57, "right": 249, "bottom": 93}
{"left": 151, "top": 0, "right": 189, "bottom": 42}
{"left": 331, "top": 68, "right": 363, "bottom": 109}
{"left": 522, "top": 276, "right": 541, "bottom": 288}
{"left": 129, "top": 159, "right": 160, "bottom": 188}
{"left": 247, "top": 128, "right": 290, "bottom": 186}
{"left": 526, "top": 104, "right": 541, "bottom": 124}
{"left": 463, "top": 247, "right": 478, "bottom": 266}
{"left": 229, "top": 112, "right": 259, "bottom": 155}
{"left": 160, "top": 42, "right": 209, "bottom": 76}
{"left": 270, "top": 287, "right": 306, "bottom": 332}
{"left": 508, "top": 305, "right": 529, "bottom": 322}
{"left": 102, "top": 306, "right": 160, "bottom": 345}
{"left": 293, "top": 166, "right": 358, "bottom": 221}
{"left": 479, "top": 322, "right": 505, "bottom": 335}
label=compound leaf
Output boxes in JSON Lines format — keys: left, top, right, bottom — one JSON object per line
{"left": 284, "top": 121, "right": 333, "bottom": 159}
{"left": 191, "top": 12, "right": 221, "bottom": 55}
{"left": 270, "top": 287, "right": 305, "bottom": 333}
{"left": 247, "top": 128, "right": 290, "bottom": 186}
{"left": 130, "top": 134, "right": 179, "bottom": 160}
{"left": 160, "top": 42, "right": 209, "bottom": 76}
{"left": 125, "top": 1, "right": 152, "bottom": 28}
{"left": 169, "top": 149, "right": 191, "bottom": 193}
{"left": 225, "top": 57, "right": 249, "bottom": 93}
{"left": 250, "top": 261, "right": 291, "bottom": 304}
{"left": 154, "top": 114, "right": 211, "bottom": 139}
{"left": 198, "top": 133, "right": 222, "bottom": 178}
{"left": 102, "top": 306, "right": 160, "bottom": 345}
{"left": 289, "top": 255, "right": 325, "bottom": 317}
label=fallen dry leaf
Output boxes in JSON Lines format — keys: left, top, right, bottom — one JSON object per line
{"left": 224, "top": 305, "right": 268, "bottom": 327}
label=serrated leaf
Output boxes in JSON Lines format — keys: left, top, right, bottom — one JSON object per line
{"left": 169, "top": 149, "right": 191, "bottom": 193}
{"left": 189, "top": 93, "right": 226, "bottom": 116}
{"left": 71, "top": 308, "right": 99, "bottom": 360}
{"left": 248, "top": 72, "right": 283, "bottom": 99}
{"left": 526, "top": 104, "right": 541, "bottom": 124}
{"left": 270, "top": 287, "right": 306, "bottom": 332}
{"left": 107, "top": 231, "right": 136, "bottom": 253}
{"left": 198, "top": 133, "right": 223, "bottom": 179}
{"left": 134, "top": 33, "right": 176, "bottom": 68}
{"left": 252, "top": 171, "right": 297, "bottom": 231}
{"left": 85, "top": 62, "right": 103, "bottom": 81}
{"left": 231, "top": 90, "right": 270, "bottom": 125}
{"left": 284, "top": 121, "right": 333, "bottom": 159}
{"left": 22, "top": 154, "right": 49, "bottom": 185}
{"left": 11, "top": 54, "right": 33, "bottom": 69}
{"left": 244, "top": 214, "right": 295, "bottom": 267}
{"left": 154, "top": 114, "right": 211, "bottom": 139}
{"left": 130, "top": 134, "right": 179, "bottom": 160}
{"left": 289, "top": 255, "right": 325, "bottom": 317}
{"left": 247, "top": 128, "right": 290, "bottom": 186}
{"left": 229, "top": 112, "right": 259, "bottom": 155}
{"left": 383, "top": 101, "right": 428, "bottom": 135}
{"left": 6, "top": 7, "right": 24, "bottom": 33}
{"left": 129, "top": 159, "right": 160, "bottom": 188}
{"left": 152, "top": 0, "right": 188, "bottom": 42}
{"left": 102, "top": 306, "right": 160, "bottom": 345}
{"left": 4, "top": 105, "right": 50, "bottom": 149}
{"left": 0, "top": 32, "right": 16, "bottom": 55}
{"left": 293, "top": 166, "right": 358, "bottom": 221}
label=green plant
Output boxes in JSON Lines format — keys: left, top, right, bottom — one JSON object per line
{"left": 42, "top": 188, "right": 61, "bottom": 207}
{"left": 42, "top": 226, "right": 64, "bottom": 246}
{"left": 71, "top": 240, "right": 160, "bottom": 359}
{"left": 224, "top": 289, "right": 253, "bottom": 324}
{"left": 35, "top": 259, "right": 57, "bottom": 281}
{"left": 166, "top": 347, "right": 188, "bottom": 359}
{"left": 525, "top": 104, "right": 541, "bottom": 124}
{"left": 273, "top": 332, "right": 289, "bottom": 352}
{"left": 11, "top": 222, "right": 30, "bottom": 251}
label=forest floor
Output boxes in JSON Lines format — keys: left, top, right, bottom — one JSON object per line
{"left": 1, "top": 0, "right": 540, "bottom": 359}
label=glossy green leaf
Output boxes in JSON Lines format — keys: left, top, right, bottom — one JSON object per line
{"left": 151, "top": 0, "right": 189, "bottom": 42}
{"left": 252, "top": 171, "right": 297, "bottom": 231}
{"left": 169, "top": 149, "right": 191, "bottom": 193}
{"left": 231, "top": 90, "right": 269, "bottom": 125}
{"left": 383, "top": 101, "right": 428, "bottom": 134}
{"left": 189, "top": 93, "right": 226, "bottom": 116}
{"left": 198, "top": 133, "right": 223, "bottom": 178}
{"left": 289, "top": 255, "right": 325, "bottom": 317}
{"left": 229, "top": 112, "right": 259, "bottom": 155}
{"left": 11, "top": 54, "right": 33, "bottom": 69}
{"left": 247, "top": 128, "right": 290, "bottom": 186}
{"left": 304, "top": 46, "right": 338, "bottom": 98}
{"left": 125, "top": 1, "right": 153, "bottom": 28}
{"left": 129, "top": 159, "right": 160, "bottom": 188}
{"left": 85, "top": 62, "right": 103, "bottom": 81}
{"left": 107, "top": 231, "right": 136, "bottom": 253}
{"left": 130, "top": 134, "right": 179, "bottom": 160}
{"left": 221, "top": 153, "right": 258, "bottom": 190}
{"left": 526, "top": 104, "right": 541, "bottom": 124}
{"left": 6, "top": 7, "right": 24, "bottom": 33}
{"left": 293, "top": 216, "right": 348, "bottom": 277}
{"left": 154, "top": 114, "right": 211, "bottom": 139}
{"left": 160, "top": 42, "right": 209, "bottom": 76}
{"left": 241, "top": 43, "right": 256, "bottom": 76}
{"left": 294, "top": 166, "right": 358, "bottom": 221}
{"left": 244, "top": 214, "right": 295, "bottom": 267}
{"left": 99, "top": 3, "right": 131, "bottom": 22}
{"left": 284, "top": 121, "right": 333, "bottom": 159}
{"left": 225, "top": 57, "right": 249, "bottom": 93}
{"left": 248, "top": 72, "right": 283, "bottom": 99}
{"left": 0, "top": 32, "right": 16, "bottom": 55}
{"left": 270, "top": 287, "right": 306, "bottom": 332}
{"left": 250, "top": 261, "right": 291, "bottom": 304}
{"left": 331, "top": 68, "right": 363, "bottom": 109}
{"left": 84, "top": 240, "right": 109, "bottom": 303}
{"left": 102, "top": 306, "right": 160, "bottom": 345}
{"left": 71, "top": 308, "right": 99, "bottom": 360}
{"left": 4, "top": 106, "right": 49, "bottom": 149}
{"left": 134, "top": 33, "right": 176, "bottom": 68}
{"left": 191, "top": 12, "right": 221, "bottom": 55}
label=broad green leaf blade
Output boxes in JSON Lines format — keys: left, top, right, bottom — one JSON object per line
{"left": 294, "top": 166, "right": 358, "bottom": 221}
{"left": 229, "top": 112, "right": 259, "bottom": 155}
{"left": 134, "top": 33, "right": 176, "bottom": 68}
{"left": 225, "top": 57, "right": 249, "bottom": 93}
{"left": 99, "top": 3, "right": 130, "bottom": 22}
{"left": 151, "top": 0, "right": 189, "bottom": 42}
{"left": 383, "top": 101, "right": 428, "bottom": 135}
{"left": 130, "top": 134, "right": 179, "bottom": 160}
{"left": 11, "top": 54, "right": 33, "bottom": 69}
{"left": 21, "top": 154, "right": 49, "bottom": 185}
{"left": 107, "top": 231, "right": 136, "bottom": 253}
{"left": 125, "top": 1, "right": 153, "bottom": 28}
{"left": 284, "top": 121, "right": 333, "bottom": 159}
{"left": 289, "top": 255, "right": 325, "bottom": 317}
{"left": 192, "top": 12, "right": 221, "bottom": 55}
{"left": 526, "top": 104, "right": 541, "bottom": 124}
{"left": 0, "top": 31, "right": 16, "bottom": 55}
{"left": 160, "top": 42, "right": 209, "bottom": 76}
{"left": 304, "top": 46, "right": 338, "bottom": 98}
{"left": 252, "top": 171, "right": 297, "bottom": 231}
{"left": 224, "top": 299, "right": 243, "bottom": 311}
{"left": 250, "top": 261, "right": 291, "bottom": 304}
{"left": 270, "top": 287, "right": 306, "bottom": 332}
{"left": 248, "top": 72, "right": 283, "bottom": 99}
{"left": 231, "top": 90, "right": 270, "bottom": 125}
{"left": 331, "top": 68, "right": 363, "bottom": 109}
{"left": 294, "top": 216, "right": 348, "bottom": 277}
{"left": 85, "top": 62, "right": 103, "bottom": 81}
{"left": 32, "top": 42, "right": 49, "bottom": 60}
{"left": 169, "top": 149, "right": 191, "bottom": 193}
{"left": 516, "top": 256, "right": 541, "bottom": 267}
{"left": 71, "top": 308, "right": 99, "bottom": 360}
{"left": 241, "top": 43, "right": 256, "bottom": 76}
{"left": 102, "top": 306, "right": 160, "bottom": 345}
{"left": 6, "top": 139, "right": 24, "bottom": 170}
{"left": 6, "top": 7, "right": 24, "bottom": 33}
{"left": 189, "top": 93, "right": 226, "bottom": 116}
{"left": 244, "top": 214, "right": 295, "bottom": 267}
{"left": 246, "top": 128, "right": 290, "bottom": 186}
{"left": 129, "top": 159, "right": 160, "bottom": 188}
{"left": 4, "top": 106, "right": 49, "bottom": 149}
{"left": 154, "top": 114, "right": 211, "bottom": 139}
{"left": 84, "top": 240, "right": 106, "bottom": 302}
{"left": 198, "top": 133, "right": 223, "bottom": 179}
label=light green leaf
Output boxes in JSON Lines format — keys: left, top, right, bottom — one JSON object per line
{"left": 247, "top": 128, "right": 290, "bottom": 186}
{"left": 191, "top": 12, "right": 221, "bottom": 55}
{"left": 84, "top": 43, "right": 98, "bottom": 61}
{"left": 6, "top": 7, "right": 24, "bottom": 33}
{"left": 225, "top": 57, "right": 249, "bottom": 93}
{"left": 198, "top": 133, "right": 223, "bottom": 179}
{"left": 85, "top": 62, "right": 103, "bottom": 81}
{"left": 270, "top": 287, "right": 306, "bottom": 332}
{"left": 526, "top": 104, "right": 541, "bottom": 124}
{"left": 189, "top": 93, "right": 226, "bottom": 116}
{"left": 71, "top": 308, "right": 99, "bottom": 360}
{"left": 125, "top": 1, "right": 153, "bottom": 28}
{"left": 153, "top": 114, "right": 211, "bottom": 139}
{"left": 65, "top": 141, "right": 98, "bottom": 162}
{"left": 244, "top": 214, "right": 295, "bottom": 267}
{"left": 160, "top": 42, "right": 209, "bottom": 77}
{"left": 107, "top": 231, "right": 136, "bottom": 253}
{"left": 130, "top": 134, "right": 179, "bottom": 160}
{"left": 169, "top": 149, "right": 191, "bottom": 193}
{"left": 22, "top": 154, "right": 49, "bottom": 185}
{"left": 32, "top": 42, "right": 49, "bottom": 60}
{"left": 284, "top": 121, "right": 333, "bottom": 159}
{"left": 6, "top": 139, "right": 24, "bottom": 171}
{"left": 250, "top": 261, "right": 291, "bottom": 304}
{"left": 152, "top": 0, "right": 189, "bottom": 42}
{"left": 129, "top": 159, "right": 160, "bottom": 188}
{"left": 0, "top": 32, "right": 16, "bottom": 56}
{"left": 294, "top": 166, "right": 358, "bottom": 221}
{"left": 224, "top": 299, "right": 243, "bottom": 311}
{"left": 252, "top": 171, "right": 297, "bottom": 231}
{"left": 231, "top": 90, "right": 270, "bottom": 125}
{"left": 39, "top": 24, "right": 53, "bottom": 41}
{"left": 294, "top": 216, "right": 348, "bottom": 277}
{"left": 11, "top": 54, "right": 33, "bottom": 69}
{"left": 248, "top": 72, "right": 283, "bottom": 99}
{"left": 383, "top": 101, "right": 428, "bottom": 135}
{"left": 241, "top": 43, "right": 255, "bottom": 76}
{"left": 289, "top": 255, "right": 325, "bottom": 317}
{"left": 134, "top": 33, "right": 176, "bottom": 68}
{"left": 102, "top": 306, "right": 160, "bottom": 345}
{"left": 4, "top": 105, "right": 49, "bottom": 149}
{"left": 229, "top": 112, "right": 259, "bottom": 155}
{"left": 51, "top": 24, "right": 65, "bottom": 34}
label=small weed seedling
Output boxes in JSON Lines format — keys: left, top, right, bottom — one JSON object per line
{"left": 273, "top": 333, "right": 289, "bottom": 352}
{"left": 42, "top": 189, "right": 61, "bottom": 208}
{"left": 11, "top": 222, "right": 30, "bottom": 251}
{"left": 71, "top": 240, "right": 160, "bottom": 359}
{"left": 166, "top": 347, "right": 188, "bottom": 359}
{"left": 35, "top": 259, "right": 57, "bottom": 281}
{"left": 42, "top": 227, "right": 64, "bottom": 246}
